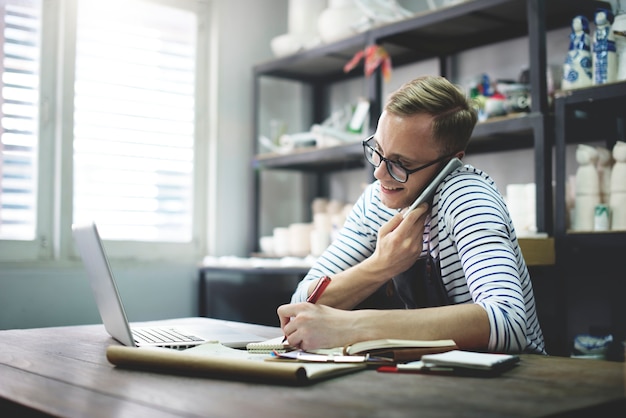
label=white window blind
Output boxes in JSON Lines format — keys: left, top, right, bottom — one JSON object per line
{"left": 0, "top": 0, "right": 41, "bottom": 241}
{"left": 73, "top": 0, "right": 196, "bottom": 242}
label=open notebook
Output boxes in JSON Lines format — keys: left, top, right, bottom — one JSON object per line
{"left": 72, "top": 221, "right": 265, "bottom": 349}
{"left": 247, "top": 336, "right": 458, "bottom": 362}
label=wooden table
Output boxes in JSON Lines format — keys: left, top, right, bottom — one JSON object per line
{"left": 1, "top": 317, "right": 624, "bottom": 417}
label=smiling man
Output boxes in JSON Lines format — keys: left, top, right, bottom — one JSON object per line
{"left": 278, "top": 75, "right": 546, "bottom": 355}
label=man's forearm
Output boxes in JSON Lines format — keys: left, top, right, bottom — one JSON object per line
{"left": 311, "top": 257, "right": 393, "bottom": 310}
{"left": 348, "top": 304, "right": 491, "bottom": 350}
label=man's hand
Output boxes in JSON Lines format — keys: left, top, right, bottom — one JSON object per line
{"left": 367, "top": 202, "right": 429, "bottom": 279}
{"left": 277, "top": 303, "right": 356, "bottom": 351}
{"left": 292, "top": 203, "right": 430, "bottom": 311}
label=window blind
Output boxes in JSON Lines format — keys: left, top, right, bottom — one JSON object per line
{"left": 0, "top": 0, "right": 41, "bottom": 240}
{"left": 72, "top": 0, "right": 196, "bottom": 242}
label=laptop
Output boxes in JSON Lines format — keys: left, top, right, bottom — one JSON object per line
{"left": 72, "top": 221, "right": 265, "bottom": 349}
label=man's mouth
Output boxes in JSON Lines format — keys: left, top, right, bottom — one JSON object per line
{"left": 381, "top": 184, "right": 403, "bottom": 192}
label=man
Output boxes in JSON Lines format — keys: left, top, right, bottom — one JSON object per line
{"left": 278, "top": 75, "right": 546, "bottom": 354}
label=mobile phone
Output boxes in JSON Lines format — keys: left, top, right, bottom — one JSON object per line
{"left": 403, "top": 157, "right": 463, "bottom": 218}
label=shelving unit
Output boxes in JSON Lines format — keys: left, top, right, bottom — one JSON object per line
{"left": 199, "top": 0, "right": 624, "bottom": 354}
{"left": 250, "top": 0, "right": 610, "bottom": 255}
{"left": 553, "top": 81, "right": 626, "bottom": 356}
{"left": 554, "top": 81, "right": 626, "bottom": 238}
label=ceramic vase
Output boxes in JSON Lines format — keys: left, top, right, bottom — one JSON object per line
{"left": 574, "top": 144, "right": 600, "bottom": 231}
{"left": 592, "top": 8, "right": 617, "bottom": 85}
{"left": 596, "top": 146, "right": 613, "bottom": 203}
{"left": 613, "top": 12, "right": 626, "bottom": 81}
{"left": 270, "top": 0, "right": 326, "bottom": 57}
{"left": 318, "top": 0, "right": 364, "bottom": 43}
{"left": 562, "top": 15, "right": 593, "bottom": 90}
{"left": 609, "top": 141, "right": 626, "bottom": 230}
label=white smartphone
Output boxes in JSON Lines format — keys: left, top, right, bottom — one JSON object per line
{"left": 403, "top": 157, "right": 463, "bottom": 218}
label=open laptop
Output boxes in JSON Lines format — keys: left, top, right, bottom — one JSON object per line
{"left": 72, "top": 221, "right": 265, "bottom": 349}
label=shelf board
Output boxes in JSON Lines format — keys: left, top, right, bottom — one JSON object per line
{"left": 554, "top": 81, "right": 626, "bottom": 107}
{"left": 252, "top": 113, "right": 543, "bottom": 171}
{"left": 254, "top": 0, "right": 610, "bottom": 82}
{"left": 254, "top": 33, "right": 369, "bottom": 83}
{"left": 376, "top": 0, "right": 609, "bottom": 68}
{"left": 561, "top": 231, "right": 626, "bottom": 250}
{"left": 252, "top": 142, "right": 364, "bottom": 171}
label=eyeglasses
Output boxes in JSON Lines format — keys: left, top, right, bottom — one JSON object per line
{"left": 362, "top": 135, "right": 453, "bottom": 183}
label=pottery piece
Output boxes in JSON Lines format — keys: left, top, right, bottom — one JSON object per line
{"left": 318, "top": 0, "right": 365, "bottom": 43}
{"left": 562, "top": 15, "right": 593, "bottom": 90}
{"left": 613, "top": 12, "right": 626, "bottom": 81}
{"left": 592, "top": 8, "right": 617, "bottom": 85}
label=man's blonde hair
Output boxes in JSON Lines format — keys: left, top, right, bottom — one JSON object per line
{"left": 384, "top": 75, "right": 478, "bottom": 155}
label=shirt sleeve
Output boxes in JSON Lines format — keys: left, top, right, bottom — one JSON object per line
{"left": 291, "top": 182, "right": 393, "bottom": 303}
{"left": 440, "top": 170, "right": 530, "bottom": 353}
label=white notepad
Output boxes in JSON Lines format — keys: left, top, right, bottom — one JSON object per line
{"left": 246, "top": 336, "right": 292, "bottom": 353}
{"left": 420, "top": 350, "right": 520, "bottom": 371}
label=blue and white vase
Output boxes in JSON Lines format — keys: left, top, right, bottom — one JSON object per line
{"left": 562, "top": 15, "right": 593, "bottom": 90}
{"left": 592, "top": 8, "right": 617, "bottom": 85}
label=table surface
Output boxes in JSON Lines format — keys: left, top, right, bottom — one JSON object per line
{"left": 1, "top": 317, "right": 624, "bottom": 418}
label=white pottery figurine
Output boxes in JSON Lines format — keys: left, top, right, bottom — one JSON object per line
{"left": 609, "top": 141, "right": 626, "bottom": 230}
{"left": 318, "top": 0, "right": 365, "bottom": 44}
{"left": 574, "top": 144, "right": 601, "bottom": 231}
{"left": 270, "top": 0, "right": 326, "bottom": 57}
{"left": 614, "top": 11, "right": 626, "bottom": 81}
{"left": 592, "top": 8, "right": 618, "bottom": 85}
{"left": 596, "top": 146, "right": 613, "bottom": 203}
{"left": 562, "top": 15, "right": 593, "bottom": 90}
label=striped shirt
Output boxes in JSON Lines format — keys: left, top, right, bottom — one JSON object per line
{"left": 292, "top": 164, "right": 546, "bottom": 354}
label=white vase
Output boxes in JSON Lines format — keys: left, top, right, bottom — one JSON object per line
{"left": 574, "top": 144, "right": 600, "bottom": 231}
{"left": 596, "top": 146, "right": 612, "bottom": 204}
{"left": 610, "top": 141, "right": 626, "bottom": 230}
{"left": 270, "top": 0, "right": 326, "bottom": 57}
{"left": 613, "top": 13, "right": 626, "bottom": 81}
{"left": 318, "top": 0, "right": 364, "bottom": 43}
{"left": 288, "top": 0, "right": 326, "bottom": 36}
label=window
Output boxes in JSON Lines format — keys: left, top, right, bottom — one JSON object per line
{"left": 73, "top": 0, "right": 196, "bottom": 242}
{"left": 0, "top": 0, "right": 209, "bottom": 262}
{"left": 0, "top": 0, "right": 41, "bottom": 242}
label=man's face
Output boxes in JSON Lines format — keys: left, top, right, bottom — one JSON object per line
{"left": 372, "top": 111, "right": 444, "bottom": 210}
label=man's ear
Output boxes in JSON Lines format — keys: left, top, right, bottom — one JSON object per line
{"left": 455, "top": 151, "right": 465, "bottom": 159}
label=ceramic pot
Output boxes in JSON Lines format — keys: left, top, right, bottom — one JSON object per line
{"left": 592, "top": 8, "right": 617, "bottom": 85}
{"left": 318, "top": 0, "right": 364, "bottom": 43}
{"left": 562, "top": 15, "right": 593, "bottom": 90}
{"left": 613, "top": 13, "right": 626, "bottom": 81}
{"left": 610, "top": 141, "right": 626, "bottom": 229}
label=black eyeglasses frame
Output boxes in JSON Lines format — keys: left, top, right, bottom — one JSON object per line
{"left": 361, "top": 135, "right": 455, "bottom": 183}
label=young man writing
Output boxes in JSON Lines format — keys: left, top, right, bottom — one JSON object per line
{"left": 278, "top": 75, "right": 546, "bottom": 355}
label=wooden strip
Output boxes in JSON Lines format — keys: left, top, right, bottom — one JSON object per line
{"left": 519, "top": 237, "right": 555, "bottom": 266}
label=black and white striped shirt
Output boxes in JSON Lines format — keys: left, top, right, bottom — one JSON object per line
{"left": 292, "top": 164, "right": 546, "bottom": 354}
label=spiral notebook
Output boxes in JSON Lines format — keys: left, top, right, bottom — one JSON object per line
{"left": 246, "top": 336, "right": 292, "bottom": 353}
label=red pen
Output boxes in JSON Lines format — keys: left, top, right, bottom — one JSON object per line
{"left": 307, "top": 275, "right": 331, "bottom": 304}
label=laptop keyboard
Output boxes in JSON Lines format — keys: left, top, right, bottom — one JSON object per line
{"left": 133, "top": 327, "right": 204, "bottom": 345}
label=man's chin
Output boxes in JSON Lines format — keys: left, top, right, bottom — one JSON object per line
{"left": 380, "top": 196, "right": 408, "bottom": 211}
